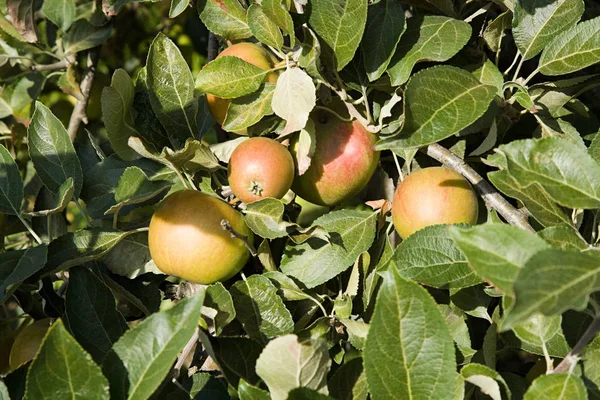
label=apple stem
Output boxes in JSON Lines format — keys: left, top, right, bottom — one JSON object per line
{"left": 221, "top": 219, "right": 257, "bottom": 256}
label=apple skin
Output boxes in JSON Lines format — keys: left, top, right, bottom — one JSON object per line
{"left": 148, "top": 190, "right": 253, "bottom": 284}
{"left": 392, "top": 167, "right": 478, "bottom": 239}
{"left": 9, "top": 319, "right": 51, "bottom": 371}
{"left": 290, "top": 113, "right": 380, "bottom": 206}
{"left": 206, "top": 43, "right": 278, "bottom": 132}
{"left": 228, "top": 137, "right": 295, "bottom": 204}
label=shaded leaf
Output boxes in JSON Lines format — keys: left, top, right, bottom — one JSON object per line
{"left": 197, "top": 0, "right": 252, "bottom": 41}
{"left": 223, "top": 83, "right": 276, "bottom": 132}
{"left": 101, "top": 232, "right": 162, "bottom": 279}
{"left": 327, "top": 358, "right": 367, "bottom": 400}
{"left": 27, "top": 178, "right": 74, "bottom": 217}
{"left": 461, "top": 363, "right": 510, "bottom": 400}
{"left": 524, "top": 373, "right": 587, "bottom": 400}
{"left": 204, "top": 282, "right": 236, "bottom": 335}
{"left": 0, "top": 144, "right": 24, "bottom": 216}
{"left": 196, "top": 56, "right": 268, "bottom": 99}
{"left": 0, "top": 245, "right": 47, "bottom": 303}
{"left": 7, "top": 0, "right": 36, "bottom": 42}
{"left": 41, "top": 0, "right": 75, "bottom": 31}
{"left": 248, "top": 4, "right": 283, "bottom": 49}
{"left": 63, "top": 20, "right": 112, "bottom": 55}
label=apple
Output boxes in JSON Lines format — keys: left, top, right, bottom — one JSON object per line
{"left": 392, "top": 166, "right": 479, "bottom": 239}
{"left": 148, "top": 190, "right": 253, "bottom": 284}
{"left": 290, "top": 112, "right": 380, "bottom": 206}
{"left": 228, "top": 137, "right": 295, "bottom": 203}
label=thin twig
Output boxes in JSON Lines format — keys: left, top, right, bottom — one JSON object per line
{"left": 67, "top": 50, "right": 99, "bottom": 142}
{"left": 171, "top": 329, "right": 199, "bottom": 380}
{"left": 30, "top": 59, "right": 69, "bottom": 72}
{"left": 221, "top": 219, "right": 257, "bottom": 256}
{"left": 207, "top": 32, "right": 218, "bottom": 62}
{"left": 17, "top": 214, "right": 43, "bottom": 245}
{"left": 424, "top": 143, "right": 534, "bottom": 232}
{"left": 553, "top": 315, "right": 600, "bottom": 374}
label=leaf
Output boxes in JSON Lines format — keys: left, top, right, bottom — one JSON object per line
{"left": 364, "top": 269, "right": 456, "bottom": 400}
{"left": 163, "top": 139, "right": 220, "bottom": 172}
{"left": 147, "top": 33, "right": 197, "bottom": 149}
{"left": 391, "top": 224, "right": 481, "bottom": 289}
{"left": 169, "top": 0, "right": 188, "bottom": 18}
{"left": 255, "top": 334, "right": 331, "bottom": 400}
{"left": 197, "top": 0, "right": 252, "bottom": 41}
{"left": 24, "top": 320, "right": 110, "bottom": 400}
{"left": 244, "top": 198, "right": 294, "bottom": 239}
{"left": 538, "top": 225, "right": 588, "bottom": 251}
{"left": 539, "top": 16, "right": 600, "bottom": 76}
{"left": 295, "top": 119, "right": 316, "bottom": 176}
{"left": 376, "top": 66, "right": 496, "bottom": 150}
{"left": 280, "top": 209, "right": 377, "bottom": 289}
{"left": 223, "top": 83, "right": 276, "bottom": 132}
{"left": 461, "top": 363, "right": 510, "bottom": 400}
{"left": 201, "top": 335, "right": 262, "bottom": 386}
{"left": 65, "top": 266, "right": 128, "bottom": 363}
{"left": 248, "top": 4, "right": 283, "bottom": 49}
{"left": 28, "top": 102, "right": 83, "bottom": 198}
{"left": 209, "top": 136, "right": 248, "bottom": 163}
{"left": 524, "top": 373, "right": 587, "bottom": 400}
{"left": 272, "top": 68, "right": 316, "bottom": 136}
{"left": 103, "top": 293, "right": 204, "bottom": 400}
{"left": 102, "top": 232, "right": 162, "bottom": 279}
{"left": 450, "top": 286, "right": 492, "bottom": 322}
{"left": 439, "top": 305, "right": 476, "bottom": 363}
{"left": 102, "top": 0, "right": 160, "bottom": 16}
{"left": 7, "top": 0, "right": 36, "bottom": 42}
{"left": 484, "top": 10, "right": 512, "bottom": 53}
{"left": 132, "top": 67, "right": 171, "bottom": 152}
{"left": 204, "top": 282, "right": 236, "bottom": 335}
{"left": 41, "top": 0, "right": 75, "bottom": 31}
{"left": 491, "top": 138, "right": 600, "bottom": 209}
{"left": 230, "top": 274, "right": 294, "bottom": 342}
{"left": 105, "top": 166, "right": 170, "bottom": 214}
{"left": 360, "top": 0, "right": 406, "bottom": 82}
{"left": 327, "top": 358, "right": 367, "bottom": 400}
{"left": 450, "top": 224, "right": 550, "bottom": 295}
{"left": 63, "top": 20, "right": 113, "bottom": 55}
{"left": 308, "top": 0, "right": 367, "bottom": 71}
{"left": 299, "top": 26, "right": 325, "bottom": 81}
{"left": 512, "top": 313, "right": 562, "bottom": 350}
{"left": 0, "top": 245, "right": 47, "bottom": 303}
{"left": 340, "top": 319, "right": 368, "bottom": 351}
{"left": 387, "top": 16, "right": 471, "bottom": 86}
{"left": 500, "top": 249, "right": 600, "bottom": 330}
{"left": 238, "top": 379, "right": 270, "bottom": 400}
{"left": 0, "top": 144, "right": 24, "bottom": 215}
{"left": 260, "top": 0, "right": 294, "bottom": 39}
{"left": 512, "top": 0, "right": 584, "bottom": 60}
{"left": 28, "top": 178, "right": 74, "bottom": 217}
{"left": 102, "top": 69, "right": 140, "bottom": 161}
{"left": 196, "top": 56, "right": 268, "bottom": 99}
{"left": 263, "top": 271, "right": 312, "bottom": 302}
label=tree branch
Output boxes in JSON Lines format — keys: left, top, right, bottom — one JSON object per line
{"left": 553, "top": 315, "right": 600, "bottom": 374}
{"left": 67, "top": 50, "right": 99, "bottom": 142}
{"left": 424, "top": 143, "right": 534, "bottom": 232}
{"left": 207, "top": 32, "right": 218, "bottom": 62}
{"left": 30, "top": 59, "right": 69, "bottom": 72}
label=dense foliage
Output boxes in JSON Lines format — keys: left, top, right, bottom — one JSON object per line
{"left": 1, "top": 0, "right": 600, "bottom": 399}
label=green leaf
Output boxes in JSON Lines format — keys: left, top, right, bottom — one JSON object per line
{"left": 0, "top": 143, "right": 23, "bottom": 215}
{"left": 102, "top": 0, "right": 160, "bottom": 16}
{"left": 450, "top": 224, "right": 550, "bottom": 295}
{"left": 524, "top": 373, "right": 587, "bottom": 400}
{"left": 360, "top": 0, "right": 406, "bottom": 82}
{"left": 65, "top": 266, "right": 128, "bottom": 363}
{"left": 196, "top": 55, "right": 269, "bottom": 99}
{"left": 376, "top": 66, "right": 496, "bottom": 150}
{"left": 0, "top": 245, "right": 47, "bottom": 303}
{"left": 204, "top": 282, "right": 236, "bottom": 335}
{"left": 513, "top": 0, "right": 584, "bottom": 60}
{"left": 223, "top": 83, "right": 276, "bottom": 132}
{"left": 484, "top": 10, "right": 512, "bottom": 53}
{"left": 539, "top": 225, "right": 588, "bottom": 251}
{"left": 7, "top": 0, "right": 37, "bottom": 42}
{"left": 271, "top": 67, "right": 316, "bottom": 136}
{"left": 24, "top": 320, "right": 109, "bottom": 400}
{"left": 132, "top": 67, "right": 171, "bottom": 152}
{"left": 439, "top": 305, "right": 476, "bottom": 363}
{"left": 63, "top": 20, "right": 112, "bottom": 55}
{"left": 364, "top": 269, "right": 456, "bottom": 400}
{"left": 28, "top": 178, "right": 74, "bottom": 217}
{"left": 163, "top": 139, "right": 220, "bottom": 172}
{"left": 239, "top": 379, "right": 270, "bottom": 400}
{"left": 101, "top": 69, "right": 140, "bottom": 161}
{"left": 280, "top": 209, "right": 377, "bottom": 289}
{"left": 260, "top": 0, "right": 294, "bottom": 39}
{"left": 391, "top": 224, "right": 481, "bottom": 289}
{"left": 512, "top": 313, "right": 562, "bottom": 350}
{"left": 147, "top": 32, "right": 197, "bottom": 149}
{"left": 387, "top": 16, "right": 471, "bottom": 86}
{"left": 105, "top": 166, "right": 170, "bottom": 214}
{"left": 101, "top": 232, "right": 162, "bottom": 279}
{"left": 197, "top": 0, "right": 252, "bottom": 41}
{"left": 450, "top": 286, "right": 492, "bottom": 322}
{"left": 0, "top": 381, "right": 8, "bottom": 400}
{"left": 327, "top": 358, "right": 367, "bottom": 400}
{"left": 461, "top": 363, "right": 510, "bottom": 400}
{"left": 255, "top": 334, "right": 331, "bottom": 400}
{"left": 169, "top": 0, "right": 188, "bottom": 18}
{"left": 103, "top": 293, "right": 204, "bottom": 400}
{"left": 491, "top": 138, "right": 600, "bottom": 209}
{"left": 501, "top": 249, "right": 600, "bottom": 331}
{"left": 263, "top": 271, "right": 313, "bottom": 302}
{"left": 28, "top": 102, "right": 83, "bottom": 198}
{"left": 41, "top": 0, "right": 75, "bottom": 31}
{"left": 248, "top": 4, "right": 283, "bottom": 49}
{"left": 201, "top": 335, "right": 262, "bottom": 386}
{"left": 539, "top": 16, "right": 600, "bottom": 76}
{"left": 287, "top": 388, "right": 335, "bottom": 399}
{"left": 308, "top": 0, "right": 367, "bottom": 71}
{"left": 299, "top": 26, "right": 325, "bottom": 81}
{"left": 230, "top": 274, "right": 294, "bottom": 342}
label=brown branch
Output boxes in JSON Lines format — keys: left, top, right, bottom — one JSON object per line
{"left": 67, "top": 50, "right": 99, "bottom": 142}
{"left": 207, "top": 32, "right": 218, "bottom": 62}
{"left": 30, "top": 59, "right": 69, "bottom": 72}
{"left": 424, "top": 143, "right": 534, "bottom": 232}
{"left": 553, "top": 315, "right": 600, "bottom": 374}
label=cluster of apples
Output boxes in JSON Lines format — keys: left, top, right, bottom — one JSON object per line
{"left": 148, "top": 43, "right": 478, "bottom": 285}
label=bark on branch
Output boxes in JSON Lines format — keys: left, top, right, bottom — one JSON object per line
{"left": 553, "top": 315, "right": 600, "bottom": 374}
{"left": 67, "top": 50, "right": 99, "bottom": 142}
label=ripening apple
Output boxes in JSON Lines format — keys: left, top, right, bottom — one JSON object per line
{"left": 148, "top": 190, "right": 253, "bottom": 284}
{"left": 290, "top": 112, "right": 380, "bottom": 206}
{"left": 392, "top": 167, "right": 479, "bottom": 239}
{"left": 206, "top": 43, "right": 278, "bottom": 133}
{"left": 228, "top": 137, "right": 295, "bottom": 204}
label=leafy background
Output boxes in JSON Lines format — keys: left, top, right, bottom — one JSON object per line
{"left": 1, "top": 0, "right": 600, "bottom": 399}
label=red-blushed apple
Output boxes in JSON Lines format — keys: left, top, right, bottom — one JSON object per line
{"left": 392, "top": 166, "right": 478, "bottom": 239}
{"left": 290, "top": 112, "right": 380, "bottom": 206}
{"left": 228, "top": 137, "right": 295, "bottom": 204}
{"left": 148, "top": 190, "right": 253, "bottom": 284}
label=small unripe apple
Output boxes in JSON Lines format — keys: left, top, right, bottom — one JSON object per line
{"left": 9, "top": 319, "right": 51, "bottom": 371}
{"left": 148, "top": 190, "right": 253, "bottom": 284}
{"left": 206, "top": 43, "right": 278, "bottom": 132}
{"left": 228, "top": 137, "right": 295, "bottom": 204}
{"left": 290, "top": 112, "right": 380, "bottom": 206}
{"left": 392, "top": 167, "right": 478, "bottom": 239}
